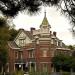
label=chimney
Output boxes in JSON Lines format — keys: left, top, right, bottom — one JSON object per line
{"left": 19, "top": 28, "right": 24, "bottom": 31}
{"left": 30, "top": 27, "right": 35, "bottom": 34}
{"left": 53, "top": 31, "right": 56, "bottom": 37}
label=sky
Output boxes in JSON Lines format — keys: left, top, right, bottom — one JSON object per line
{"left": 13, "top": 6, "right": 75, "bottom": 45}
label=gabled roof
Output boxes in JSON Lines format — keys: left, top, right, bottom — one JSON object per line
{"left": 8, "top": 41, "right": 20, "bottom": 49}
{"left": 8, "top": 29, "right": 34, "bottom": 49}
{"left": 14, "top": 29, "right": 34, "bottom": 42}
{"left": 25, "top": 31, "right": 34, "bottom": 40}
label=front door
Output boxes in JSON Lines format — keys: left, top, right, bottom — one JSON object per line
{"left": 15, "top": 64, "right": 23, "bottom": 71}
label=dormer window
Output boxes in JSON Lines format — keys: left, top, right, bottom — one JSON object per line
{"left": 19, "top": 37, "right": 26, "bottom": 47}
{"left": 58, "top": 41, "right": 60, "bottom": 46}
{"left": 60, "top": 40, "right": 62, "bottom": 47}
{"left": 57, "top": 41, "right": 59, "bottom": 46}
{"left": 57, "top": 40, "right": 62, "bottom": 47}
{"left": 51, "top": 39, "right": 54, "bottom": 44}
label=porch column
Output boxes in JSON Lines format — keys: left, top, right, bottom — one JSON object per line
{"left": 14, "top": 64, "right": 15, "bottom": 71}
{"left": 7, "top": 64, "right": 9, "bottom": 72}
{"left": 35, "top": 63, "right": 36, "bottom": 71}
{"left": 22, "top": 64, "right": 23, "bottom": 71}
{"left": 52, "top": 67, "right": 54, "bottom": 72}
{"left": 2, "top": 66, "right": 3, "bottom": 73}
{"left": 29, "top": 62, "right": 31, "bottom": 72}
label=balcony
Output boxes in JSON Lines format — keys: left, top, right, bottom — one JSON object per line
{"left": 27, "top": 57, "right": 35, "bottom": 62}
{"left": 15, "top": 59, "right": 26, "bottom": 63}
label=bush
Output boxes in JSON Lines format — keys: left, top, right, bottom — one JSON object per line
{"left": 62, "top": 72, "right": 70, "bottom": 75}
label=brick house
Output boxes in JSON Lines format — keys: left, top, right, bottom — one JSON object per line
{"left": 7, "top": 12, "right": 71, "bottom": 72}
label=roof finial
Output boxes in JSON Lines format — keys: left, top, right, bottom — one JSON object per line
{"left": 44, "top": 9, "right": 46, "bottom": 17}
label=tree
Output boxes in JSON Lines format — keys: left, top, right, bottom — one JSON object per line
{"left": 67, "top": 45, "right": 75, "bottom": 50}
{"left": 52, "top": 53, "right": 75, "bottom": 72}
{"left": 9, "top": 28, "right": 18, "bottom": 41}
{"left": 0, "top": 0, "right": 60, "bottom": 17}
{"left": 52, "top": 54, "right": 64, "bottom": 72}
{"left": 0, "top": 0, "right": 75, "bottom": 33}
{"left": 0, "top": 16, "right": 19, "bottom": 74}
{"left": 69, "top": 57, "right": 75, "bottom": 72}
{"left": 0, "top": 17, "right": 10, "bottom": 73}
{"left": 61, "top": 0, "right": 75, "bottom": 33}
{"left": 52, "top": 54, "right": 72, "bottom": 72}
{"left": 0, "top": 47, "right": 8, "bottom": 73}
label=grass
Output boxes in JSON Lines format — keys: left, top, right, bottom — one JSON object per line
{"left": 2, "top": 70, "right": 75, "bottom": 75}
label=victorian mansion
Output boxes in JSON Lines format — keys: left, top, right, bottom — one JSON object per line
{"left": 7, "top": 12, "right": 71, "bottom": 72}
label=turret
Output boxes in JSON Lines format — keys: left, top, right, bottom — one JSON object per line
{"left": 40, "top": 11, "right": 51, "bottom": 33}
{"left": 40, "top": 11, "right": 51, "bottom": 28}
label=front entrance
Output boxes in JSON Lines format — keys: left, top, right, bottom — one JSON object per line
{"left": 15, "top": 62, "right": 36, "bottom": 72}
{"left": 15, "top": 63, "right": 29, "bottom": 72}
{"left": 15, "top": 64, "right": 23, "bottom": 71}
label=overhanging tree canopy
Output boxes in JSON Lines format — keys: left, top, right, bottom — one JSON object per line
{"left": 0, "top": 0, "right": 59, "bottom": 17}
{"left": 0, "top": 17, "right": 18, "bottom": 73}
{"left": 0, "top": 0, "right": 75, "bottom": 32}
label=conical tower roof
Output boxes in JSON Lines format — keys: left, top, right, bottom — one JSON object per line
{"left": 41, "top": 11, "right": 50, "bottom": 26}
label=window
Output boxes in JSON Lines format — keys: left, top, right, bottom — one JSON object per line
{"left": 43, "top": 50, "right": 47, "bottom": 57}
{"left": 18, "top": 51, "right": 23, "bottom": 59}
{"left": 51, "top": 39, "right": 54, "bottom": 44}
{"left": 29, "top": 51, "right": 34, "bottom": 58}
{"left": 15, "top": 51, "right": 18, "bottom": 59}
{"left": 19, "top": 39, "right": 25, "bottom": 47}
{"left": 57, "top": 41, "right": 58, "bottom": 46}
{"left": 60, "top": 41, "right": 62, "bottom": 47}
{"left": 58, "top": 41, "right": 60, "bottom": 46}
{"left": 15, "top": 51, "right": 23, "bottom": 59}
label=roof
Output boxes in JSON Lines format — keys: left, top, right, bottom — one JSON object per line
{"left": 8, "top": 41, "right": 20, "bottom": 49}
{"left": 14, "top": 29, "right": 34, "bottom": 41}
{"left": 25, "top": 31, "right": 34, "bottom": 40}
{"left": 41, "top": 11, "right": 50, "bottom": 26}
{"left": 56, "top": 48, "right": 70, "bottom": 51}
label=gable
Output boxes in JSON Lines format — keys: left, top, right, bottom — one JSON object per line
{"left": 14, "top": 29, "right": 32, "bottom": 47}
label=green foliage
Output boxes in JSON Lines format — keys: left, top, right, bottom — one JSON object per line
{"left": 0, "top": 17, "right": 18, "bottom": 73}
{"left": 29, "top": 71, "right": 50, "bottom": 75}
{"left": 0, "top": 0, "right": 62, "bottom": 17}
{"left": 9, "top": 29, "right": 18, "bottom": 41}
{"left": 67, "top": 45, "right": 75, "bottom": 50}
{"left": 52, "top": 54, "right": 65, "bottom": 69}
{"left": 0, "top": 17, "right": 8, "bottom": 28}
{"left": 12, "top": 70, "right": 24, "bottom": 75}
{"left": 69, "top": 57, "right": 75, "bottom": 69}
{"left": 52, "top": 53, "right": 75, "bottom": 72}
{"left": 0, "top": 0, "right": 75, "bottom": 35}
{"left": 62, "top": 72, "right": 70, "bottom": 75}
{"left": 0, "top": 17, "right": 10, "bottom": 73}
{"left": 0, "top": 47, "right": 8, "bottom": 66}
{"left": 0, "top": 0, "right": 75, "bottom": 34}
{"left": 52, "top": 54, "right": 72, "bottom": 71}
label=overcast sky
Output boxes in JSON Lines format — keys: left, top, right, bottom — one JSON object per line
{"left": 13, "top": 6, "right": 75, "bottom": 45}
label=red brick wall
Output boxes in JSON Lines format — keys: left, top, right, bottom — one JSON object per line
{"left": 8, "top": 42, "right": 54, "bottom": 72}
{"left": 8, "top": 48, "right": 15, "bottom": 72}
